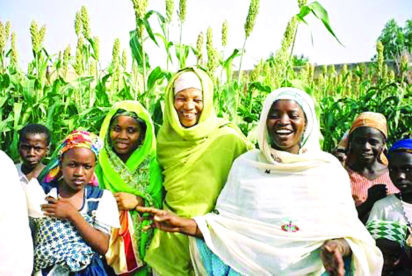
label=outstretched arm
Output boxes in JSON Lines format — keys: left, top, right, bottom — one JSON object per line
{"left": 137, "top": 206, "right": 203, "bottom": 238}
{"left": 41, "top": 197, "right": 110, "bottom": 255}
{"left": 320, "top": 238, "right": 352, "bottom": 276}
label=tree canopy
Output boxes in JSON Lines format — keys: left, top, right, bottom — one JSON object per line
{"left": 376, "top": 18, "right": 411, "bottom": 62}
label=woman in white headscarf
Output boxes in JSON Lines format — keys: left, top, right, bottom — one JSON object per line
{"left": 138, "top": 88, "right": 383, "bottom": 275}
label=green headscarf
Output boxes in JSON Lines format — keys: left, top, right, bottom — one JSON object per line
{"left": 146, "top": 67, "right": 252, "bottom": 275}
{"left": 96, "top": 100, "right": 163, "bottom": 265}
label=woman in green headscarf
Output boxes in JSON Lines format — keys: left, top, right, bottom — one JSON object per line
{"left": 95, "top": 100, "right": 163, "bottom": 275}
{"left": 144, "top": 67, "right": 252, "bottom": 275}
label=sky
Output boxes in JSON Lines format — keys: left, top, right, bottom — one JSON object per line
{"left": 0, "top": 0, "right": 411, "bottom": 71}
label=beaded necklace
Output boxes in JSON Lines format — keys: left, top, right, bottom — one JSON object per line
{"left": 398, "top": 193, "right": 412, "bottom": 247}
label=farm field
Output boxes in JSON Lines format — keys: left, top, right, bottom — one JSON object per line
{"left": 0, "top": 0, "right": 410, "bottom": 160}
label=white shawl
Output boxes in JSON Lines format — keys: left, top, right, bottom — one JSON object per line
{"left": 191, "top": 88, "right": 383, "bottom": 275}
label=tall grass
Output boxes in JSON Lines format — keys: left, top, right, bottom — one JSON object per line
{"left": 0, "top": 1, "right": 410, "bottom": 161}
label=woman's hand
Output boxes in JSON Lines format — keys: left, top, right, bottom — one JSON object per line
{"left": 136, "top": 206, "right": 202, "bottom": 237}
{"left": 41, "top": 197, "right": 76, "bottom": 220}
{"left": 114, "top": 192, "right": 144, "bottom": 210}
{"left": 320, "top": 239, "right": 351, "bottom": 276}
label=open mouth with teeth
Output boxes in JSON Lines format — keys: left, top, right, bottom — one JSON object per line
{"left": 275, "top": 129, "right": 294, "bottom": 136}
{"left": 182, "top": 113, "right": 197, "bottom": 119}
{"left": 72, "top": 179, "right": 85, "bottom": 185}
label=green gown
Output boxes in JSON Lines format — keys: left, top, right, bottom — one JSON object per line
{"left": 145, "top": 67, "right": 252, "bottom": 275}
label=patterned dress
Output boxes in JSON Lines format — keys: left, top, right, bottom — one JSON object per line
{"left": 31, "top": 184, "right": 119, "bottom": 275}
{"left": 348, "top": 169, "right": 399, "bottom": 206}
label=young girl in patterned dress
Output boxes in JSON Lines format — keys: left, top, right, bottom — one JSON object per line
{"left": 31, "top": 130, "right": 119, "bottom": 275}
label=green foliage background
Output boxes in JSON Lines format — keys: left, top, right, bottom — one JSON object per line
{"left": 0, "top": 0, "right": 410, "bottom": 161}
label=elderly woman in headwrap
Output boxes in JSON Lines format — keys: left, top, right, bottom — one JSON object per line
{"left": 95, "top": 101, "right": 163, "bottom": 275}
{"left": 344, "top": 112, "right": 399, "bottom": 222}
{"left": 139, "top": 87, "right": 383, "bottom": 275}
{"left": 33, "top": 130, "right": 120, "bottom": 275}
{"left": 143, "top": 67, "right": 251, "bottom": 275}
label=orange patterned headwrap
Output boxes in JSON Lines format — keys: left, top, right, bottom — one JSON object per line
{"left": 348, "top": 112, "right": 388, "bottom": 165}
{"left": 349, "top": 112, "right": 388, "bottom": 138}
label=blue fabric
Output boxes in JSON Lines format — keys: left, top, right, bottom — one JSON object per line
{"left": 321, "top": 257, "right": 353, "bottom": 276}
{"left": 41, "top": 182, "right": 103, "bottom": 215}
{"left": 72, "top": 254, "right": 109, "bottom": 276}
{"left": 196, "top": 238, "right": 353, "bottom": 276}
{"left": 41, "top": 254, "right": 109, "bottom": 276}
{"left": 196, "top": 238, "right": 241, "bottom": 276}
{"left": 389, "top": 138, "right": 412, "bottom": 157}
{"left": 34, "top": 183, "right": 106, "bottom": 273}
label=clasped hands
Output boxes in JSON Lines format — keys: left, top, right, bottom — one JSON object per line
{"left": 114, "top": 192, "right": 144, "bottom": 210}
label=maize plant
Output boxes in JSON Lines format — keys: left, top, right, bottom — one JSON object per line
{"left": 0, "top": 0, "right": 409, "bottom": 161}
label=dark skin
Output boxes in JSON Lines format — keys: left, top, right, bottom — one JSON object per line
{"left": 346, "top": 127, "right": 389, "bottom": 220}
{"left": 137, "top": 100, "right": 351, "bottom": 275}
{"left": 40, "top": 148, "right": 109, "bottom": 255}
{"left": 266, "top": 100, "right": 306, "bottom": 154}
{"left": 174, "top": 88, "right": 204, "bottom": 128}
{"left": 376, "top": 152, "right": 412, "bottom": 275}
{"left": 376, "top": 239, "right": 404, "bottom": 275}
{"left": 346, "top": 127, "right": 387, "bottom": 179}
{"left": 390, "top": 152, "right": 412, "bottom": 203}
{"left": 332, "top": 147, "right": 347, "bottom": 164}
{"left": 109, "top": 115, "right": 144, "bottom": 211}
{"left": 18, "top": 133, "right": 49, "bottom": 180}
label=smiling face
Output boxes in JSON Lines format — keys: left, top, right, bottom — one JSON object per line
{"left": 389, "top": 151, "right": 412, "bottom": 197}
{"left": 60, "top": 148, "right": 96, "bottom": 193}
{"left": 18, "top": 133, "right": 49, "bottom": 169}
{"left": 266, "top": 100, "right": 306, "bottom": 154}
{"left": 174, "top": 88, "right": 203, "bottom": 128}
{"left": 109, "top": 115, "right": 142, "bottom": 162}
{"left": 348, "top": 127, "right": 385, "bottom": 166}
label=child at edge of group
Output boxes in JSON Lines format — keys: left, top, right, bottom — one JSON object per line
{"left": 16, "top": 123, "right": 50, "bottom": 187}
{"left": 30, "top": 130, "right": 120, "bottom": 275}
{"left": 366, "top": 138, "right": 412, "bottom": 276}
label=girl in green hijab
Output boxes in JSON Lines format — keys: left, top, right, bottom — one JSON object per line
{"left": 144, "top": 67, "right": 252, "bottom": 275}
{"left": 96, "top": 100, "right": 163, "bottom": 275}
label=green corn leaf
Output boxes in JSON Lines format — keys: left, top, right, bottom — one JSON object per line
{"left": 129, "top": 30, "right": 150, "bottom": 70}
{"left": 142, "top": 18, "right": 159, "bottom": 47}
{"left": 307, "top": 1, "right": 343, "bottom": 45}
{"left": 147, "top": 66, "right": 167, "bottom": 92}
{"left": 13, "top": 102, "right": 22, "bottom": 129}
{"left": 297, "top": 1, "right": 343, "bottom": 46}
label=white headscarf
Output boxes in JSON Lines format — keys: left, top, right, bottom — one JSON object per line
{"left": 190, "top": 88, "right": 383, "bottom": 275}
{"left": 257, "top": 87, "right": 333, "bottom": 171}
{"left": 173, "top": 71, "right": 203, "bottom": 95}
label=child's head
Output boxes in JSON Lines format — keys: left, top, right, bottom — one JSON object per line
{"left": 18, "top": 124, "right": 51, "bottom": 168}
{"left": 388, "top": 139, "right": 412, "bottom": 196}
{"left": 60, "top": 147, "right": 96, "bottom": 192}
{"left": 51, "top": 130, "right": 102, "bottom": 189}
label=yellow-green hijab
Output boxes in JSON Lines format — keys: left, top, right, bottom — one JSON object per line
{"left": 96, "top": 100, "right": 163, "bottom": 264}
{"left": 146, "top": 67, "right": 251, "bottom": 275}
{"left": 157, "top": 67, "right": 244, "bottom": 170}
